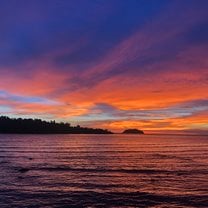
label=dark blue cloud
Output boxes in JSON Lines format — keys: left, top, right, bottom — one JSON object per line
{"left": 0, "top": 0, "right": 168, "bottom": 68}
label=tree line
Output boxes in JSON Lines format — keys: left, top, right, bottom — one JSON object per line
{"left": 0, "top": 116, "right": 112, "bottom": 134}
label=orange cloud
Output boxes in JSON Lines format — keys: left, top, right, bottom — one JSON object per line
{"left": 1, "top": 1, "right": 207, "bottom": 133}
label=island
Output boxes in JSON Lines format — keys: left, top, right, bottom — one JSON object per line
{"left": 0, "top": 116, "right": 112, "bottom": 134}
{"left": 122, "top": 129, "right": 144, "bottom": 134}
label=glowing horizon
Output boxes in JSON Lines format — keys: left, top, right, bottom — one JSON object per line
{"left": 0, "top": 0, "right": 208, "bottom": 133}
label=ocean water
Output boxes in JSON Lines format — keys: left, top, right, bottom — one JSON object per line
{"left": 0, "top": 134, "right": 207, "bottom": 208}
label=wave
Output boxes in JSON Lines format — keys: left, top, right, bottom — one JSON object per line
{"left": 1, "top": 189, "right": 207, "bottom": 208}
{"left": 14, "top": 165, "right": 208, "bottom": 176}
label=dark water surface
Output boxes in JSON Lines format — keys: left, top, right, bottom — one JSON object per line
{"left": 0, "top": 134, "right": 207, "bottom": 208}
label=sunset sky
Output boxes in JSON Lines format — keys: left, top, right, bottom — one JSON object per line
{"left": 0, "top": 0, "right": 208, "bottom": 133}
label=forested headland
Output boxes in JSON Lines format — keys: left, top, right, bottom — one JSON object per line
{"left": 0, "top": 116, "right": 112, "bottom": 134}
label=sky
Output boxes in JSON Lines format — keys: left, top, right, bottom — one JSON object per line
{"left": 0, "top": 0, "right": 208, "bottom": 133}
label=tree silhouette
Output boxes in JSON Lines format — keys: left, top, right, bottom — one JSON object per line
{"left": 123, "top": 129, "right": 144, "bottom": 134}
{"left": 0, "top": 116, "right": 112, "bottom": 134}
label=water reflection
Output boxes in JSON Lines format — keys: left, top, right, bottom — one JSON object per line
{"left": 0, "top": 134, "right": 207, "bottom": 207}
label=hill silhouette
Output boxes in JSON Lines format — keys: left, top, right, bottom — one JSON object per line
{"left": 123, "top": 129, "right": 144, "bottom": 134}
{"left": 0, "top": 116, "right": 112, "bottom": 134}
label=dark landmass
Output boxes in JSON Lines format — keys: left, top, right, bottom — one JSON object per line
{"left": 0, "top": 116, "right": 112, "bottom": 134}
{"left": 123, "top": 129, "right": 144, "bottom": 134}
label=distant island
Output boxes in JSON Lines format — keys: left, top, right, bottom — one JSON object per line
{"left": 0, "top": 116, "right": 112, "bottom": 134}
{"left": 122, "top": 129, "right": 144, "bottom": 134}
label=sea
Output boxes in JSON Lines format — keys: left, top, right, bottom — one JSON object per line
{"left": 0, "top": 134, "right": 207, "bottom": 208}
